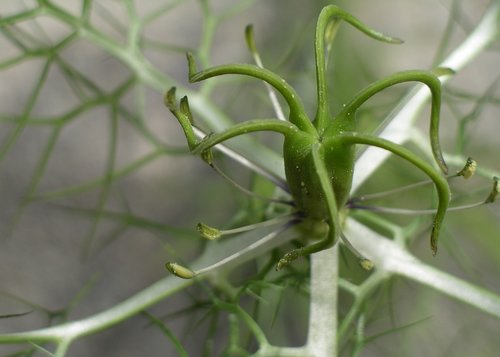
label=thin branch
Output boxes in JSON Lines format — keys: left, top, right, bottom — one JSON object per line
{"left": 345, "top": 218, "right": 500, "bottom": 319}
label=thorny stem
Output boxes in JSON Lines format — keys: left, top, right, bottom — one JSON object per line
{"left": 336, "top": 132, "right": 450, "bottom": 255}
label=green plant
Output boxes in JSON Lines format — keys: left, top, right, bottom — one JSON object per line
{"left": 166, "top": 5, "right": 455, "bottom": 276}
{"left": 0, "top": 1, "right": 499, "bottom": 356}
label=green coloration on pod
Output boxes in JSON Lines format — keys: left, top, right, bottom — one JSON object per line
{"left": 165, "top": 5, "right": 454, "bottom": 272}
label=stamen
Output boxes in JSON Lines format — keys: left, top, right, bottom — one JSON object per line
{"left": 197, "top": 223, "right": 221, "bottom": 240}
{"left": 340, "top": 232, "right": 373, "bottom": 271}
{"left": 206, "top": 157, "right": 293, "bottom": 205}
{"left": 167, "top": 221, "right": 297, "bottom": 279}
{"left": 197, "top": 213, "right": 299, "bottom": 240}
{"left": 192, "top": 126, "right": 290, "bottom": 192}
{"left": 351, "top": 203, "right": 484, "bottom": 215}
{"left": 351, "top": 176, "right": 499, "bottom": 215}
{"left": 352, "top": 180, "right": 434, "bottom": 203}
{"left": 196, "top": 224, "right": 293, "bottom": 276}
{"left": 351, "top": 157, "right": 476, "bottom": 203}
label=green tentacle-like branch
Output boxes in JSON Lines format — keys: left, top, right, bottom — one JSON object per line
{"left": 166, "top": 87, "right": 301, "bottom": 156}
{"left": 335, "top": 132, "right": 450, "bottom": 254}
{"left": 313, "top": 5, "right": 402, "bottom": 130}
{"left": 192, "top": 120, "right": 300, "bottom": 155}
{"left": 186, "top": 53, "right": 315, "bottom": 134}
{"left": 165, "top": 88, "right": 198, "bottom": 150}
{"left": 339, "top": 69, "right": 453, "bottom": 174}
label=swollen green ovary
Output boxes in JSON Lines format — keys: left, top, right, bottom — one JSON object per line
{"left": 325, "top": 140, "right": 355, "bottom": 208}
{"left": 283, "top": 137, "right": 354, "bottom": 220}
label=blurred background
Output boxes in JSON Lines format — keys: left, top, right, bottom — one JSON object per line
{"left": 0, "top": 0, "right": 499, "bottom": 356}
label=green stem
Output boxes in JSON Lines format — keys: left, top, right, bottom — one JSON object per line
{"left": 215, "top": 301, "right": 269, "bottom": 347}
